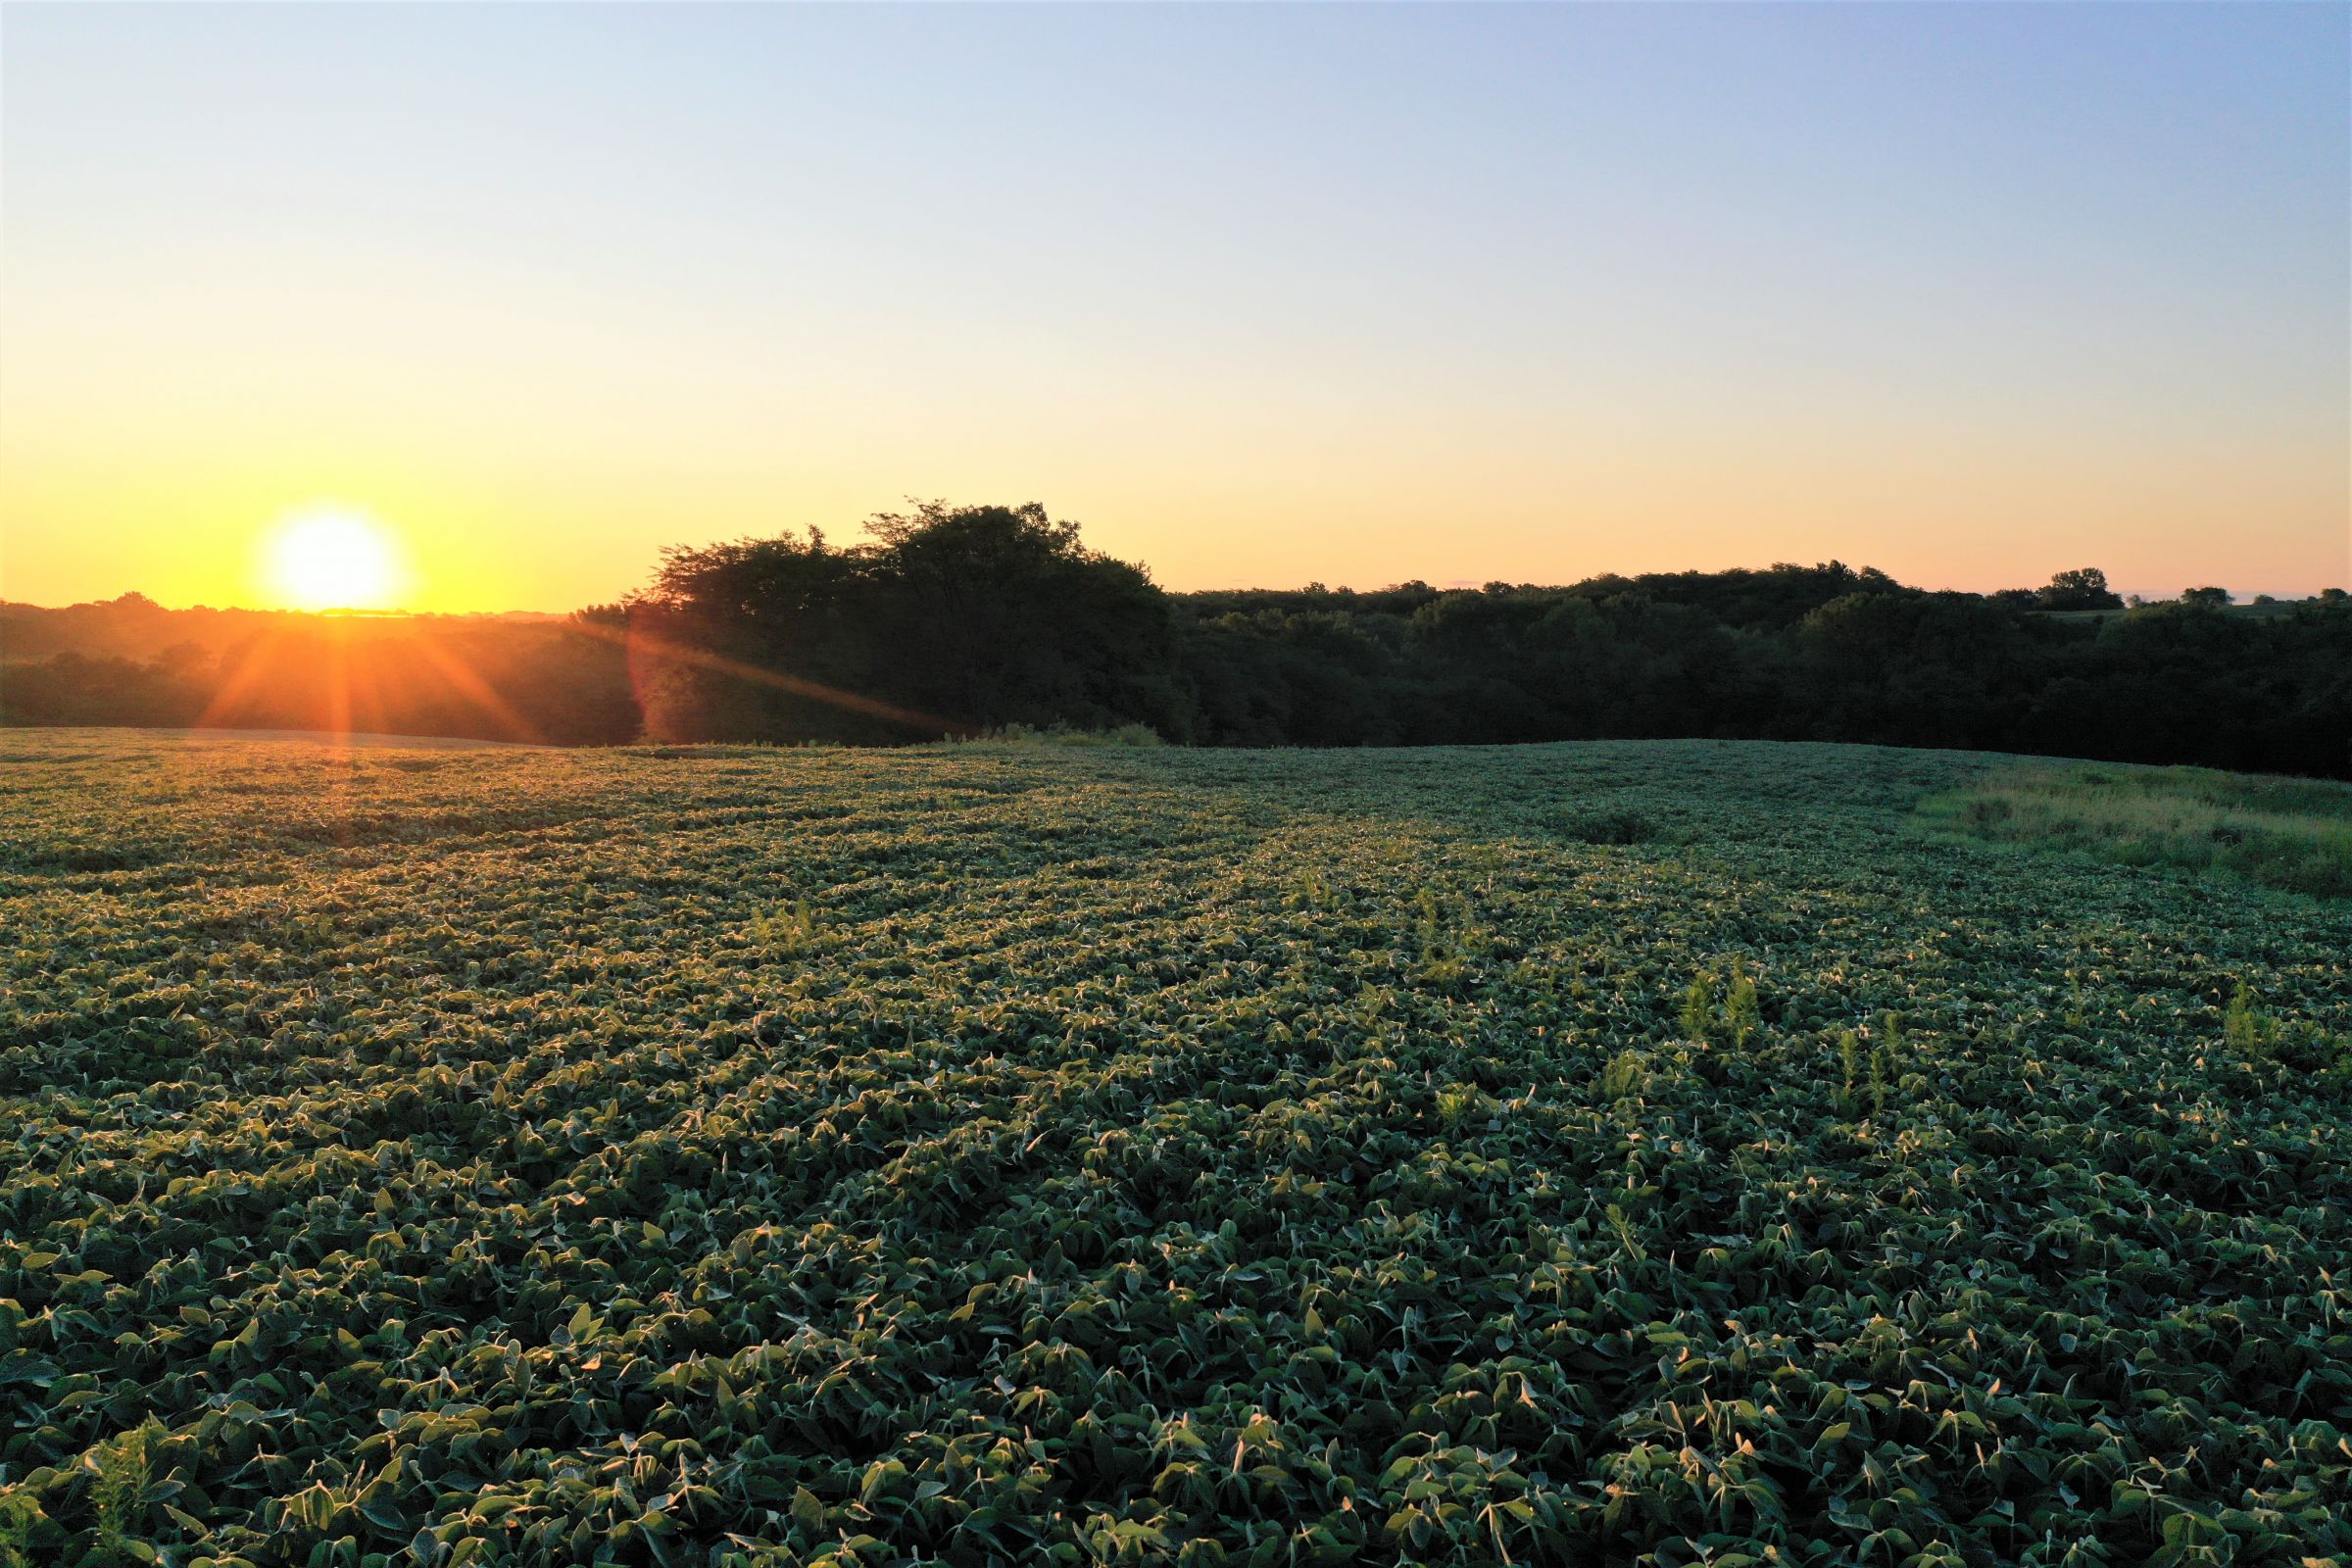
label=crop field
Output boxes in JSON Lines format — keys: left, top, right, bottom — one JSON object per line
{"left": 3, "top": 729, "right": 2349, "bottom": 1568}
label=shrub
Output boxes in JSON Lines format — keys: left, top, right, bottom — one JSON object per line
{"left": 1553, "top": 808, "right": 1657, "bottom": 845}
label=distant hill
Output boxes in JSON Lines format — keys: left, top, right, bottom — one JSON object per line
{"left": 0, "top": 593, "right": 565, "bottom": 663}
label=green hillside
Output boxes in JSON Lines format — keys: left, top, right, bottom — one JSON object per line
{"left": 3, "top": 731, "right": 2347, "bottom": 1566}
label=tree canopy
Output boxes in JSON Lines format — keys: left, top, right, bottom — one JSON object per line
{"left": 6, "top": 509, "right": 2346, "bottom": 776}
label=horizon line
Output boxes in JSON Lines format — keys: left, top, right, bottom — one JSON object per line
{"left": 5, "top": 571, "right": 2340, "bottom": 619}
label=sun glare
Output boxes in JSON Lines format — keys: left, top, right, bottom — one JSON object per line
{"left": 264, "top": 509, "right": 410, "bottom": 611}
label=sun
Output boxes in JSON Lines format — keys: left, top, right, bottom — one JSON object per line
{"left": 263, "top": 508, "right": 411, "bottom": 611}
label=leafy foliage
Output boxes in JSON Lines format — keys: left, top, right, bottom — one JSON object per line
{"left": 3, "top": 732, "right": 2349, "bottom": 1566}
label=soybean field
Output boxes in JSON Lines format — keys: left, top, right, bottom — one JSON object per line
{"left": 3, "top": 730, "right": 2349, "bottom": 1567}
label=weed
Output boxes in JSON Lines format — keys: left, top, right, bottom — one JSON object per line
{"left": 1725, "top": 956, "right": 1760, "bottom": 1047}
{"left": 87, "top": 1420, "right": 160, "bottom": 1563}
{"left": 1436, "top": 1083, "right": 1482, "bottom": 1130}
{"left": 1680, "top": 973, "right": 1717, "bottom": 1042}
{"left": 1598, "top": 1052, "right": 1646, "bottom": 1102}
{"left": 749, "top": 898, "right": 821, "bottom": 953}
{"left": 1919, "top": 761, "right": 2352, "bottom": 899}
{"left": 0, "top": 1494, "right": 45, "bottom": 1568}
{"left": 2224, "top": 981, "right": 2267, "bottom": 1054}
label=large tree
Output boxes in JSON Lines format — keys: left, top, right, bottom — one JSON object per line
{"left": 628, "top": 502, "right": 1186, "bottom": 743}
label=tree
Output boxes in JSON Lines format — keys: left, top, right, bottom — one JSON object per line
{"left": 2037, "top": 567, "right": 2123, "bottom": 611}
{"left": 627, "top": 502, "right": 1188, "bottom": 743}
{"left": 629, "top": 528, "right": 885, "bottom": 742}
{"left": 864, "top": 501, "right": 1184, "bottom": 735}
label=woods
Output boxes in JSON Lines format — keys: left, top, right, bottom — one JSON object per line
{"left": 7, "top": 503, "right": 2348, "bottom": 775}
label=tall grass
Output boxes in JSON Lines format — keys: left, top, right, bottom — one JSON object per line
{"left": 1919, "top": 761, "right": 2352, "bottom": 898}
{"left": 943, "top": 721, "right": 1165, "bottom": 748}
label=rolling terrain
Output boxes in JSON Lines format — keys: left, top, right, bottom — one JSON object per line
{"left": 3, "top": 731, "right": 2348, "bottom": 1566}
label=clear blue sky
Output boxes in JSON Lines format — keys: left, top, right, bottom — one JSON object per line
{"left": 4, "top": 2, "right": 2345, "bottom": 609}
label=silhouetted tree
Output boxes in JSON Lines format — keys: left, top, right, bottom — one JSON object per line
{"left": 627, "top": 503, "right": 1185, "bottom": 743}
{"left": 2038, "top": 567, "right": 2124, "bottom": 611}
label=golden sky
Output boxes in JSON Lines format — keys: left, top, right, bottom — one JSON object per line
{"left": 4, "top": 5, "right": 2345, "bottom": 612}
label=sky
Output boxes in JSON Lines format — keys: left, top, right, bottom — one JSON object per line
{"left": 3, "top": 2, "right": 2346, "bottom": 612}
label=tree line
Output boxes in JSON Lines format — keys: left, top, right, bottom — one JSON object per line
{"left": 0, "top": 606, "right": 637, "bottom": 746}
{"left": 6, "top": 500, "right": 2347, "bottom": 775}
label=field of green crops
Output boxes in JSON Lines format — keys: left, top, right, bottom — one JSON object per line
{"left": 4, "top": 730, "right": 2349, "bottom": 1568}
